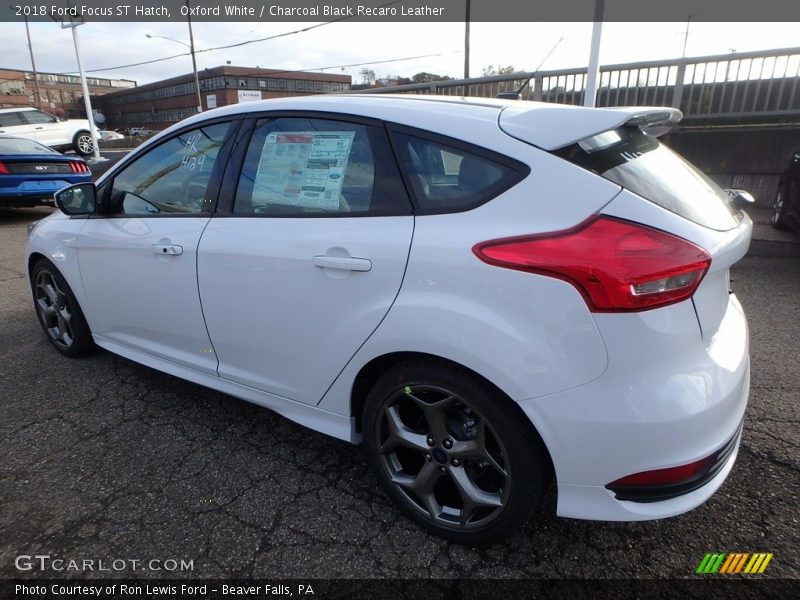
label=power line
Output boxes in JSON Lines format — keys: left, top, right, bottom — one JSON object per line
{"left": 79, "top": 0, "right": 406, "bottom": 74}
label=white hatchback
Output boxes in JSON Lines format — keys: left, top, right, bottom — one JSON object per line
{"left": 26, "top": 95, "right": 751, "bottom": 543}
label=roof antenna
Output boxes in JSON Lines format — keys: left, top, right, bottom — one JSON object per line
{"left": 496, "top": 37, "right": 564, "bottom": 101}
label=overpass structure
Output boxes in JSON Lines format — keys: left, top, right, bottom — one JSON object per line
{"left": 358, "top": 47, "right": 800, "bottom": 206}
{"left": 359, "top": 47, "right": 800, "bottom": 127}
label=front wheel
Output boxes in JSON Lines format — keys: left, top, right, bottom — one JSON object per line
{"left": 363, "top": 359, "right": 549, "bottom": 544}
{"left": 31, "top": 260, "right": 94, "bottom": 357}
{"left": 72, "top": 130, "right": 94, "bottom": 156}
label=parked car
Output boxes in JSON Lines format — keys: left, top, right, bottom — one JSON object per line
{"left": 26, "top": 95, "right": 751, "bottom": 543}
{"left": 98, "top": 130, "right": 125, "bottom": 142}
{"left": 0, "top": 135, "right": 91, "bottom": 207}
{"left": 124, "top": 127, "right": 153, "bottom": 137}
{"left": 0, "top": 107, "right": 97, "bottom": 156}
{"left": 771, "top": 148, "right": 800, "bottom": 232}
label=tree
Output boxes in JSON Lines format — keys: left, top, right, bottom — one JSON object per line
{"left": 481, "top": 65, "right": 517, "bottom": 77}
{"left": 359, "top": 69, "right": 376, "bottom": 86}
{"left": 411, "top": 72, "right": 452, "bottom": 84}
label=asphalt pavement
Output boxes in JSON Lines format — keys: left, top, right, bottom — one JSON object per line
{"left": 0, "top": 204, "right": 798, "bottom": 581}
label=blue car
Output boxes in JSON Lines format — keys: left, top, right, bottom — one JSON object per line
{"left": 0, "top": 136, "right": 92, "bottom": 207}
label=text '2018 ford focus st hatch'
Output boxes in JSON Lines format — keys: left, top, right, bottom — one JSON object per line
{"left": 27, "top": 95, "right": 750, "bottom": 543}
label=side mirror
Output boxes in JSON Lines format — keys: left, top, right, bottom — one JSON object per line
{"left": 725, "top": 188, "right": 755, "bottom": 208}
{"left": 55, "top": 183, "right": 97, "bottom": 215}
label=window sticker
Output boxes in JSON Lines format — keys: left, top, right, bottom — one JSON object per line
{"left": 254, "top": 131, "right": 355, "bottom": 210}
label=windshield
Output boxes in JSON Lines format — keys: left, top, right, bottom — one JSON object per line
{"left": 557, "top": 126, "right": 740, "bottom": 231}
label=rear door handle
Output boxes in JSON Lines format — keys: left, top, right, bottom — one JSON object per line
{"left": 152, "top": 244, "right": 183, "bottom": 256}
{"left": 312, "top": 255, "right": 372, "bottom": 272}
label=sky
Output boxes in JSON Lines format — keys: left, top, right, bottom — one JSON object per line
{"left": 2, "top": 20, "right": 799, "bottom": 86}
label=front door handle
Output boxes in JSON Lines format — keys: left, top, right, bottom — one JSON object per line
{"left": 152, "top": 244, "right": 183, "bottom": 256}
{"left": 312, "top": 255, "right": 372, "bottom": 272}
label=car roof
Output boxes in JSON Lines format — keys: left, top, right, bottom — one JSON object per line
{"left": 0, "top": 107, "right": 37, "bottom": 114}
{"left": 149, "top": 94, "right": 682, "bottom": 152}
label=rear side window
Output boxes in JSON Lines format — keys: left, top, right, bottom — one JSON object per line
{"left": 233, "top": 117, "right": 410, "bottom": 216}
{"left": 392, "top": 130, "right": 529, "bottom": 213}
{"left": 556, "top": 126, "right": 739, "bottom": 231}
{"left": 0, "top": 111, "right": 24, "bottom": 127}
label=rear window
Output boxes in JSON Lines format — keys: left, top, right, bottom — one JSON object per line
{"left": 556, "top": 126, "right": 739, "bottom": 231}
{"left": 0, "top": 137, "right": 56, "bottom": 154}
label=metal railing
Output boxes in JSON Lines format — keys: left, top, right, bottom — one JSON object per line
{"left": 356, "top": 47, "right": 800, "bottom": 122}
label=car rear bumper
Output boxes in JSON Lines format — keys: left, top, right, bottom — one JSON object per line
{"left": 1, "top": 177, "right": 89, "bottom": 206}
{"left": 0, "top": 191, "right": 57, "bottom": 207}
{"left": 519, "top": 293, "right": 749, "bottom": 521}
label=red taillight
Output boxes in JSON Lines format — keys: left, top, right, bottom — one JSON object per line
{"left": 473, "top": 216, "right": 711, "bottom": 312}
{"left": 0, "top": 161, "right": 8, "bottom": 174}
{"left": 69, "top": 160, "right": 89, "bottom": 174}
{"left": 608, "top": 456, "right": 714, "bottom": 488}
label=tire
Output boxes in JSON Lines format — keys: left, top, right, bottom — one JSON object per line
{"left": 31, "top": 259, "right": 94, "bottom": 357}
{"left": 72, "top": 130, "right": 94, "bottom": 157}
{"left": 363, "top": 358, "right": 549, "bottom": 544}
{"left": 771, "top": 185, "right": 790, "bottom": 230}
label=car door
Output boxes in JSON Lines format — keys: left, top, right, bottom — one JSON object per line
{"left": 0, "top": 110, "right": 37, "bottom": 139}
{"left": 198, "top": 115, "right": 414, "bottom": 404}
{"left": 18, "top": 109, "right": 66, "bottom": 146}
{"left": 76, "top": 120, "right": 237, "bottom": 374}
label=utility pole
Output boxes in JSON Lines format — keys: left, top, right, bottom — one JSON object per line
{"left": 58, "top": 14, "right": 103, "bottom": 161}
{"left": 24, "top": 16, "right": 43, "bottom": 110}
{"left": 186, "top": 0, "right": 203, "bottom": 113}
{"left": 583, "top": 0, "right": 605, "bottom": 107}
{"left": 463, "top": 0, "right": 470, "bottom": 79}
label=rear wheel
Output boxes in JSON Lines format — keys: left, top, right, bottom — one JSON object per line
{"left": 72, "top": 130, "right": 94, "bottom": 156}
{"left": 771, "top": 186, "right": 790, "bottom": 230}
{"left": 31, "top": 260, "right": 94, "bottom": 357}
{"left": 363, "top": 358, "right": 549, "bottom": 544}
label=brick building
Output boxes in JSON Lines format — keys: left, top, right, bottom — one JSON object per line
{"left": 0, "top": 68, "right": 135, "bottom": 118}
{"left": 93, "top": 66, "right": 352, "bottom": 131}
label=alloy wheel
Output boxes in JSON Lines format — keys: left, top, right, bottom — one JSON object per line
{"left": 77, "top": 133, "right": 94, "bottom": 155}
{"left": 34, "top": 269, "right": 74, "bottom": 351}
{"left": 375, "top": 384, "right": 511, "bottom": 530}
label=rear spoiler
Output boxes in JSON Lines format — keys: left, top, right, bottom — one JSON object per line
{"left": 498, "top": 103, "right": 683, "bottom": 151}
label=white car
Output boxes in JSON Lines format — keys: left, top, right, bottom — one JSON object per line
{"left": 26, "top": 95, "right": 751, "bottom": 543}
{"left": 98, "top": 130, "right": 125, "bottom": 142}
{"left": 0, "top": 107, "right": 96, "bottom": 156}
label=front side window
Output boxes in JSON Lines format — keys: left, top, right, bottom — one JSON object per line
{"left": 393, "top": 130, "right": 528, "bottom": 213}
{"left": 110, "top": 121, "right": 231, "bottom": 215}
{"left": 233, "top": 117, "right": 409, "bottom": 216}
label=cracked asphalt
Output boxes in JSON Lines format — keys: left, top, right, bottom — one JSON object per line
{"left": 0, "top": 206, "right": 798, "bottom": 580}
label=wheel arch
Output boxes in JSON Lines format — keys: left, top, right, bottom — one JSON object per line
{"left": 28, "top": 251, "right": 49, "bottom": 280}
{"left": 350, "top": 350, "right": 555, "bottom": 478}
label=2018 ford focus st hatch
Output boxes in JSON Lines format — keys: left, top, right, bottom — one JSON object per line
{"left": 26, "top": 95, "right": 751, "bottom": 543}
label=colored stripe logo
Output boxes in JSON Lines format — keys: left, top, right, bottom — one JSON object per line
{"left": 696, "top": 552, "right": 773, "bottom": 574}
